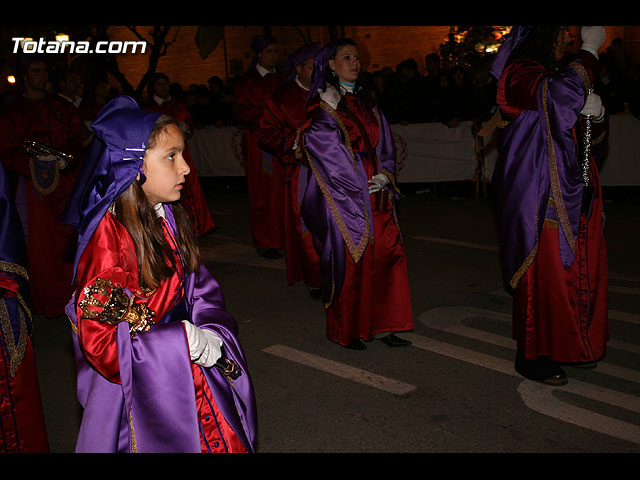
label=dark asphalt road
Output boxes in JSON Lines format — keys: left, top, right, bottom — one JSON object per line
{"left": 32, "top": 179, "right": 640, "bottom": 453}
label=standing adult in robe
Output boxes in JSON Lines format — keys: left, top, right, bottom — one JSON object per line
{"left": 490, "top": 26, "right": 609, "bottom": 385}
{"left": 0, "top": 160, "right": 50, "bottom": 453}
{"left": 297, "top": 39, "right": 413, "bottom": 350}
{"left": 259, "top": 42, "right": 323, "bottom": 296}
{"left": 143, "top": 73, "right": 215, "bottom": 237}
{"left": 233, "top": 35, "right": 285, "bottom": 259}
{"left": 0, "top": 55, "right": 84, "bottom": 318}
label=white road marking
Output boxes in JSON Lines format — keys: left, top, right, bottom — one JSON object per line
{"left": 262, "top": 344, "right": 416, "bottom": 396}
{"left": 413, "top": 235, "right": 499, "bottom": 252}
{"left": 419, "top": 306, "right": 640, "bottom": 379}
{"left": 518, "top": 381, "right": 640, "bottom": 446}
{"left": 412, "top": 307, "right": 640, "bottom": 445}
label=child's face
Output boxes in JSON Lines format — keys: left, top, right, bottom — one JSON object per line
{"left": 141, "top": 123, "right": 190, "bottom": 205}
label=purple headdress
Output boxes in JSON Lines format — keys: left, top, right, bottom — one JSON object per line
{"left": 307, "top": 40, "right": 340, "bottom": 103}
{"left": 490, "top": 26, "right": 533, "bottom": 80}
{"left": 283, "top": 42, "right": 322, "bottom": 82}
{"left": 249, "top": 34, "right": 277, "bottom": 69}
{"left": 62, "top": 96, "right": 161, "bottom": 280}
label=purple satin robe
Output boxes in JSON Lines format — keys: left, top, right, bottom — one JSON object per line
{"left": 492, "top": 58, "right": 597, "bottom": 289}
{"left": 299, "top": 96, "right": 400, "bottom": 305}
{"left": 65, "top": 208, "right": 257, "bottom": 453}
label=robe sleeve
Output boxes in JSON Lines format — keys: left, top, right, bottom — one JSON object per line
{"left": 75, "top": 213, "right": 137, "bottom": 384}
{"left": 258, "top": 95, "right": 297, "bottom": 158}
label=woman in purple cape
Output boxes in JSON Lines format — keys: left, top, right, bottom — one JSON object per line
{"left": 62, "top": 96, "right": 256, "bottom": 453}
{"left": 491, "top": 26, "right": 609, "bottom": 385}
{"left": 0, "top": 158, "right": 50, "bottom": 452}
{"left": 296, "top": 39, "right": 414, "bottom": 350}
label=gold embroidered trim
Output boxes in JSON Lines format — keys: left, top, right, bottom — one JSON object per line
{"left": 318, "top": 100, "right": 357, "bottom": 169}
{"left": 29, "top": 157, "right": 60, "bottom": 196}
{"left": 0, "top": 296, "right": 28, "bottom": 377}
{"left": 301, "top": 144, "right": 371, "bottom": 264}
{"left": 381, "top": 169, "right": 401, "bottom": 196}
{"left": 542, "top": 78, "right": 575, "bottom": 254}
{"left": 569, "top": 61, "right": 591, "bottom": 92}
{"left": 0, "top": 261, "right": 29, "bottom": 281}
{"left": 67, "top": 314, "right": 78, "bottom": 335}
{"left": 129, "top": 406, "right": 137, "bottom": 453}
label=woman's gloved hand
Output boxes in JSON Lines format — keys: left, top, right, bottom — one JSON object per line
{"left": 182, "top": 320, "right": 223, "bottom": 368}
{"left": 368, "top": 173, "right": 390, "bottom": 194}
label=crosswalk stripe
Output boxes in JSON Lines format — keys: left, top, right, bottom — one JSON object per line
{"left": 262, "top": 344, "right": 417, "bottom": 396}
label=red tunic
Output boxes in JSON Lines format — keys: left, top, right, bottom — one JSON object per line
{"left": 313, "top": 94, "right": 413, "bottom": 346}
{"left": 0, "top": 95, "right": 84, "bottom": 317}
{"left": 75, "top": 212, "right": 245, "bottom": 452}
{"left": 234, "top": 68, "right": 286, "bottom": 250}
{"left": 499, "top": 56, "right": 609, "bottom": 363}
{"left": 259, "top": 80, "right": 321, "bottom": 286}
{"left": 142, "top": 98, "right": 215, "bottom": 237}
{"left": 1, "top": 273, "right": 50, "bottom": 452}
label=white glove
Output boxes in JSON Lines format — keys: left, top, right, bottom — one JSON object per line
{"left": 368, "top": 173, "right": 390, "bottom": 194}
{"left": 581, "top": 92, "right": 605, "bottom": 122}
{"left": 581, "top": 26, "right": 605, "bottom": 59}
{"left": 319, "top": 85, "right": 342, "bottom": 110}
{"left": 182, "top": 320, "right": 223, "bottom": 368}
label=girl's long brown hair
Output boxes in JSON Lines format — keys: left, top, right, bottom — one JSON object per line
{"left": 113, "top": 115, "right": 201, "bottom": 290}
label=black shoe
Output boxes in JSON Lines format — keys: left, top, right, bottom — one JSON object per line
{"left": 515, "top": 352, "right": 568, "bottom": 386}
{"left": 345, "top": 339, "right": 367, "bottom": 350}
{"left": 309, "top": 288, "right": 323, "bottom": 301}
{"left": 257, "top": 248, "right": 282, "bottom": 259}
{"left": 379, "top": 334, "right": 412, "bottom": 347}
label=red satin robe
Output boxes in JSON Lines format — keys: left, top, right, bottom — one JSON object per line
{"left": 234, "top": 68, "right": 285, "bottom": 250}
{"left": 142, "top": 98, "right": 215, "bottom": 237}
{"left": 1, "top": 273, "right": 50, "bottom": 453}
{"left": 75, "top": 212, "right": 245, "bottom": 452}
{"left": 259, "top": 80, "right": 321, "bottom": 287}
{"left": 319, "top": 94, "right": 413, "bottom": 346}
{"left": 0, "top": 95, "right": 83, "bottom": 317}
{"left": 499, "top": 56, "right": 609, "bottom": 363}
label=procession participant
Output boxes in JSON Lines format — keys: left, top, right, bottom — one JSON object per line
{"left": 490, "top": 26, "right": 609, "bottom": 385}
{"left": 297, "top": 39, "right": 414, "bottom": 350}
{"left": 0, "top": 55, "right": 84, "bottom": 318}
{"left": 233, "top": 35, "right": 285, "bottom": 259}
{"left": 143, "top": 73, "right": 215, "bottom": 237}
{"left": 259, "top": 42, "right": 323, "bottom": 297}
{"left": 0, "top": 159, "right": 50, "bottom": 453}
{"left": 62, "top": 96, "right": 256, "bottom": 453}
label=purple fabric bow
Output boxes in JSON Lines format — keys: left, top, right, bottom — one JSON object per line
{"left": 62, "top": 96, "right": 160, "bottom": 281}
{"left": 490, "top": 26, "right": 533, "bottom": 80}
{"left": 284, "top": 42, "right": 322, "bottom": 82}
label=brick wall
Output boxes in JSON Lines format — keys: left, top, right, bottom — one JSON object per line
{"left": 107, "top": 25, "right": 451, "bottom": 91}
{"left": 97, "top": 26, "right": 637, "bottom": 92}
